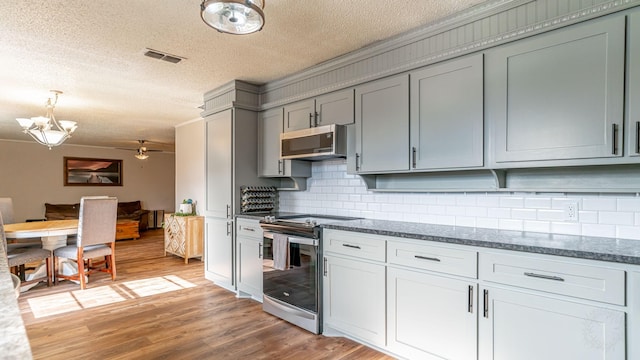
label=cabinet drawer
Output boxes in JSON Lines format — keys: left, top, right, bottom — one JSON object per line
{"left": 236, "top": 218, "right": 262, "bottom": 239}
{"left": 323, "top": 229, "right": 386, "bottom": 262}
{"left": 388, "top": 241, "right": 477, "bottom": 278}
{"left": 480, "top": 252, "right": 625, "bottom": 305}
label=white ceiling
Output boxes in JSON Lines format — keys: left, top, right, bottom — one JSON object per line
{"left": 0, "top": 0, "right": 487, "bottom": 152}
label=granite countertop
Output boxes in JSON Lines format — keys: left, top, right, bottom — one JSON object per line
{"left": 322, "top": 219, "right": 640, "bottom": 265}
{"left": 0, "top": 236, "right": 34, "bottom": 359}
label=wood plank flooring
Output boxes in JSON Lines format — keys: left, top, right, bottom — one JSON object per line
{"left": 18, "top": 230, "right": 394, "bottom": 360}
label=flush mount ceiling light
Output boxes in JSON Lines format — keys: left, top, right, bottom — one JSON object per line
{"left": 200, "top": 0, "right": 265, "bottom": 35}
{"left": 16, "top": 90, "right": 78, "bottom": 149}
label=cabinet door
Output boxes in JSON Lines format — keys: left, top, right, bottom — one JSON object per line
{"left": 323, "top": 255, "right": 386, "bottom": 346}
{"left": 259, "top": 107, "right": 284, "bottom": 176}
{"left": 487, "top": 16, "right": 625, "bottom": 163}
{"left": 388, "top": 267, "right": 477, "bottom": 360}
{"left": 355, "top": 74, "right": 410, "bottom": 173}
{"left": 284, "top": 99, "right": 315, "bottom": 132}
{"left": 205, "top": 217, "right": 234, "bottom": 291}
{"left": 236, "top": 235, "right": 262, "bottom": 301}
{"left": 410, "top": 54, "right": 483, "bottom": 170}
{"left": 629, "top": 11, "right": 640, "bottom": 157}
{"left": 479, "top": 287, "right": 625, "bottom": 360}
{"left": 205, "top": 109, "right": 233, "bottom": 219}
{"left": 315, "top": 88, "right": 354, "bottom": 127}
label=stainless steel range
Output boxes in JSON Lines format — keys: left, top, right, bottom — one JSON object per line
{"left": 259, "top": 214, "right": 359, "bottom": 334}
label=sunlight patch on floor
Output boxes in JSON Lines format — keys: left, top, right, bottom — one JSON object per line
{"left": 27, "top": 275, "right": 197, "bottom": 318}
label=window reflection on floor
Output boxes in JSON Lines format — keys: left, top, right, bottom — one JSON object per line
{"left": 27, "top": 275, "right": 196, "bottom": 318}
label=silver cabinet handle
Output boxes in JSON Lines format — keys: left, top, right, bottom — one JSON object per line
{"left": 636, "top": 121, "right": 640, "bottom": 154}
{"left": 524, "top": 272, "right": 565, "bottom": 282}
{"left": 414, "top": 255, "right": 440, "bottom": 262}
{"left": 468, "top": 285, "right": 474, "bottom": 313}
{"left": 226, "top": 204, "right": 231, "bottom": 219}
{"left": 483, "top": 289, "right": 489, "bottom": 318}
{"left": 342, "top": 243, "right": 361, "bottom": 250}
{"left": 323, "top": 257, "right": 327, "bottom": 276}
{"left": 612, "top": 123, "right": 618, "bottom": 155}
{"left": 243, "top": 227, "right": 255, "bottom": 232}
{"left": 309, "top": 113, "right": 313, "bottom": 128}
{"left": 412, "top": 147, "right": 417, "bottom": 169}
{"left": 278, "top": 159, "right": 283, "bottom": 175}
{"left": 314, "top": 111, "right": 319, "bottom": 127}
{"left": 355, "top": 153, "right": 360, "bottom": 171}
{"left": 226, "top": 222, "right": 231, "bottom": 236}
{"left": 258, "top": 243, "right": 263, "bottom": 259}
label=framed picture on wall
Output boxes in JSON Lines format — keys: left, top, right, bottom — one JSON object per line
{"left": 64, "top": 157, "right": 123, "bottom": 186}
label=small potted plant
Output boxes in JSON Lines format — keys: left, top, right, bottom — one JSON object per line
{"left": 177, "top": 198, "right": 195, "bottom": 216}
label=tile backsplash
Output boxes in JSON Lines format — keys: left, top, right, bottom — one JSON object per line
{"left": 278, "top": 159, "right": 640, "bottom": 240}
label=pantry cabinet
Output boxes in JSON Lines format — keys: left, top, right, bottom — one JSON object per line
{"left": 487, "top": 16, "right": 625, "bottom": 164}
{"left": 355, "top": 74, "right": 409, "bottom": 173}
{"left": 410, "top": 54, "right": 484, "bottom": 170}
{"left": 283, "top": 88, "right": 354, "bottom": 132}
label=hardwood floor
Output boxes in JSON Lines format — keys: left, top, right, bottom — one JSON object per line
{"left": 18, "top": 230, "right": 394, "bottom": 360}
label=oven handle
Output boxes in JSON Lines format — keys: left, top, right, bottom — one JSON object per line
{"left": 263, "top": 232, "right": 318, "bottom": 247}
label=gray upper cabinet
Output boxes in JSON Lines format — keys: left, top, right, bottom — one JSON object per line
{"left": 628, "top": 11, "right": 640, "bottom": 157}
{"left": 410, "top": 54, "right": 484, "bottom": 170}
{"left": 487, "top": 15, "right": 625, "bottom": 164}
{"left": 283, "top": 88, "right": 354, "bottom": 132}
{"left": 259, "top": 107, "right": 311, "bottom": 178}
{"left": 355, "top": 74, "right": 409, "bottom": 173}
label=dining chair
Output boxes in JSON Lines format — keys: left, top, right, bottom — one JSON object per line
{"left": 2, "top": 213, "right": 52, "bottom": 288}
{"left": 53, "top": 196, "right": 118, "bottom": 290}
{"left": 0, "top": 197, "right": 42, "bottom": 249}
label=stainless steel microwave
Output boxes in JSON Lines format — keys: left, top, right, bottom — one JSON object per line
{"left": 280, "top": 124, "right": 347, "bottom": 160}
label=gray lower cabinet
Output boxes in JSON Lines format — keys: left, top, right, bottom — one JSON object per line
{"left": 487, "top": 15, "right": 625, "bottom": 164}
{"left": 628, "top": 11, "right": 640, "bottom": 157}
{"left": 355, "top": 73, "right": 409, "bottom": 173}
{"left": 258, "top": 107, "right": 311, "bottom": 178}
{"left": 205, "top": 217, "right": 234, "bottom": 291}
{"left": 479, "top": 286, "right": 625, "bottom": 360}
{"left": 283, "top": 88, "right": 354, "bottom": 132}
{"left": 236, "top": 218, "right": 262, "bottom": 301}
{"left": 410, "top": 53, "right": 484, "bottom": 170}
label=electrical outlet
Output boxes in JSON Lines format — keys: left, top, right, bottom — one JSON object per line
{"left": 565, "top": 202, "right": 579, "bottom": 222}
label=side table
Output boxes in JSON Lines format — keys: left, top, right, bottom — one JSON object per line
{"left": 164, "top": 214, "right": 204, "bottom": 264}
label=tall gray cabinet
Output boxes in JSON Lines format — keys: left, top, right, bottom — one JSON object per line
{"left": 203, "top": 81, "right": 274, "bottom": 291}
{"left": 487, "top": 15, "right": 625, "bottom": 164}
{"left": 629, "top": 10, "right": 640, "bottom": 157}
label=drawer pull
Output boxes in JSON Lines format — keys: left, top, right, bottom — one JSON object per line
{"left": 342, "top": 244, "right": 361, "bottom": 250}
{"left": 524, "top": 272, "right": 565, "bottom": 282}
{"left": 468, "top": 285, "right": 473, "bottom": 313}
{"left": 243, "top": 227, "right": 255, "bottom": 232}
{"left": 414, "top": 255, "right": 441, "bottom": 262}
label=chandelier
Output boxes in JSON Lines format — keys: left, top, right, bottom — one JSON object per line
{"left": 16, "top": 90, "right": 77, "bottom": 149}
{"left": 200, "top": 0, "right": 265, "bottom": 35}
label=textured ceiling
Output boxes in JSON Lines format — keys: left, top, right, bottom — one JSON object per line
{"left": 0, "top": 0, "right": 487, "bottom": 152}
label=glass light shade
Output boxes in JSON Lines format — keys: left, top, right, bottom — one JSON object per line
{"left": 16, "top": 118, "right": 34, "bottom": 129}
{"left": 201, "top": 0, "right": 265, "bottom": 35}
{"left": 30, "top": 129, "right": 66, "bottom": 146}
{"left": 58, "top": 120, "right": 78, "bottom": 133}
{"left": 32, "top": 116, "right": 50, "bottom": 128}
{"left": 135, "top": 153, "right": 149, "bottom": 160}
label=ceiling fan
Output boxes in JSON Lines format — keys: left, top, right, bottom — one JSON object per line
{"left": 119, "top": 140, "right": 163, "bottom": 160}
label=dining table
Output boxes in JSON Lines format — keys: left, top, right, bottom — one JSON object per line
{"left": 4, "top": 220, "right": 79, "bottom": 288}
{"left": 4, "top": 219, "right": 78, "bottom": 250}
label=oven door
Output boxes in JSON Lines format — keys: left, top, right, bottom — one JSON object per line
{"left": 262, "top": 232, "right": 319, "bottom": 314}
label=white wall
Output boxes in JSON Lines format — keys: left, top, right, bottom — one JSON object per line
{"left": 175, "top": 119, "right": 205, "bottom": 215}
{"left": 279, "top": 159, "right": 640, "bottom": 241}
{"left": 0, "top": 140, "right": 175, "bottom": 222}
